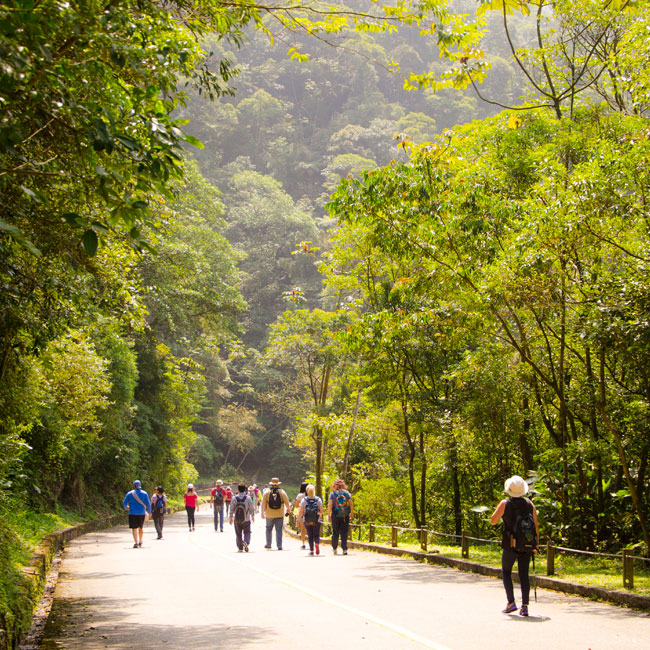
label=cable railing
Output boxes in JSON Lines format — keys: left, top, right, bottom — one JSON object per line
{"left": 288, "top": 513, "right": 649, "bottom": 591}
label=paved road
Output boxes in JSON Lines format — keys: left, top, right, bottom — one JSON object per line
{"left": 40, "top": 507, "right": 650, "bottom": 650}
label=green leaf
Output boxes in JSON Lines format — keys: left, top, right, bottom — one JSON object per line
{"left": 184, "top": 134, "right": 204, "bottom": 149}
{"left": 82, "top": 229, "right": 99, "bottom": 256}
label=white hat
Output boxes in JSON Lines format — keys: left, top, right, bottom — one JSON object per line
{"left": 504, "top": 475, "right": 529, "bottom": 498}
{"left": 188, "top": 483, "right": 194, "bottom": 490}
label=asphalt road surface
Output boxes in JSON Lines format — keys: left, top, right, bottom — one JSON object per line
{"left": 39, "top": 507, "right": 650, "bottom": 650}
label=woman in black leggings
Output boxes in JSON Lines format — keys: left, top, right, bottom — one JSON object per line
{"left": 184, "top": 484, "right": 199, "bottom": 531}
{"left": 490, "top": 475, "right": 539, "bottom": 617}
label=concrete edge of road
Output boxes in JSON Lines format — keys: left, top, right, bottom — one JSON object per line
{"left": 6, "top": 513, "right": 127, "bottom": 650}
{"left": 283, "top": 525, "right": 650, "bottom": 611}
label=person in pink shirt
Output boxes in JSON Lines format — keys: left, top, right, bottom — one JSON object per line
{"left": 184, "top": 484, "right": 199, "bottom": 531}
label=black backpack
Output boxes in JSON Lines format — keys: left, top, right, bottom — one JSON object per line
{"left": 509, "top": 498, "right": 537, "bottom": 552}
{"left": 268, "top": 488, "right": 282, "bottom": 510}
{"left": 213, "top": 488, "right": 224, "bottom": 506}
{"left": 303, "top": 497, "right": 319, "bottom": 523}
{"left": 233, "top": 494, "right": 247, "bottom": 523}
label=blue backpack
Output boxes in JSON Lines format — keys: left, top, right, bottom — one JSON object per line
{"left": 333, "top": 491, "right": 351, "bottom": 518}
{"left": 304, "top": 497, "right": 320, "bottom": 523}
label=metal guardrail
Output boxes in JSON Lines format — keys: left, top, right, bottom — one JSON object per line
{"left": 289, "top": 513, "right": 648, "bottom": 590}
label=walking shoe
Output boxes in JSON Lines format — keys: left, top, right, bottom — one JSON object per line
{"left": 332, "top": 547, "right": 338, "bottom": 555}
{"left": 309, "top": 551, "right": 314, "bottom": 556}
{"left": 315, "top": 544, "right": 320, "bottom": 555}
{"left": 301, "top": 544, "right": 306, "bottom": 549}
{"left": 520, "top": 605, "right": 529, "bottom": 617}
{"left": 502, "top": 603, "right": 518, "bottom": 614}
{"left": 243, "top": 541, "right": 249, "bottom": 552}
{"left": 342, "top": 550, "right": 348, "bottom": 555}
{"left": 138, "top": 542, "right": 142, "bottom": 547}
{"left": 277, "top": 547, "right": 282, "bottom": 550}
{"left": 238, "top": 548, "right": 243, "bottom": 553}
{"left": 133, "top": 543, "right": 139, "bottom": 548}
{"left": 264, "top": 545, "right": 271, "bottom": 549}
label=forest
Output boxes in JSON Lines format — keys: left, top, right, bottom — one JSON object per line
{"left": 2, "top": 4, "right": 650, "bottom": 627}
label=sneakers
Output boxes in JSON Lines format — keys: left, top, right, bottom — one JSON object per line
{"left": 315, "top": 544, "right": 320, "bottom": 555}
{"left": 133, "top": 543, "right": 139, "bottom": 549}
{"left": 342, "top": 550, "right": 348, "bottom": 555}
{"left": 502, "top": 602, "right": 518, "bottom": 614}
{"left": 520, "top": 605, "right": 529, "bottom": 617}
{"left": 264, "top": 545, "right": 271, "bottom": 549}
{"left": 301, "top": 544, "right": 306, "bottom": 550}
{"left": 332, "top": 547, "right": 338, "bottom": 555}
{"left": 238, "top": 548, "right": 243, "bottom": 553}
{"left": 243, "top": 541, "right": 249, "bottom": 553}
{"left": 309, "top": 551, "right": 314, "bottom": 556}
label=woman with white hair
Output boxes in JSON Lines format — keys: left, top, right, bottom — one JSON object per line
{"left": 490, "top": 475, "right": 539, "bottom": 617}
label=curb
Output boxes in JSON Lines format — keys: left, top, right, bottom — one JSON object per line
{"left": 284, "top": 525, "right": 650, "bottom": 611}
{"left": 3, "top": 513, "right": 126, "bottom": 650}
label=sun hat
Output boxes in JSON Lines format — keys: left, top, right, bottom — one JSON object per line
{"left": 216, "top": 480, "right": 223, "bottom": 485}
{"left": 187, "top": 483, "right": 194, "bottom": 490}
{"left": 269, "top": 477, "right": 282, "bottom": 486}
{"left": 133, "top": 480, "right": 141, "bottom": 489}
{"left": 504, "top": 475, "right": 529, "bottom": 498}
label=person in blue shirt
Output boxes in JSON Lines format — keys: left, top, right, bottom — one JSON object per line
{"left": 123, "top": 479, "right": 152, "bottom": 548}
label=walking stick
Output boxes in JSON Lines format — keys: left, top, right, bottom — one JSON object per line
{"left": 532, "top": 552, "right": 537, "bottom": 602}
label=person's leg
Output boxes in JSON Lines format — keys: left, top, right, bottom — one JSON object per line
{"left": 131, "top": 527, "right": 138, "bottom": 545}
{"left": 274, "top": 517, "right": 283, "bottom": 548}
{"left": 218, "top": 506, "right": 224, "bottom": 531}
{"left": 234, "top": 521, "right": 243, "bottom": 549}
{"left": 186, "top": 506, "right": 192, "bottom": 529}
{"left": 340, "top": 516, "right": 350, "bottom": 552}
{"left": 265, "top": 517, "right": 273, "bottom": 547}
{"left": 306, "top": 523, "right": 315, "bottom": 551}
{"left": 517, "top": 552, "right": 532, "bottom": 606}
{"left": 300, "top": 521, "right": 306, "bottom": 546}
{"left": 314, "top": 522, "right": 321, "bottom": 554}
{"left": 158, "top": 514, "right": 164, "bottom": 537}
{"left": 331, "top": 516, "right": 340, "bottom": 552}
{"left": 213, "top": 505, "right": 219, "bottom": 530}
{"left": 138, "top": 525, "right": 144, "bottom": 545}
{"left": 501, "top": 548, "right": 517, "bottom": 608}
{"left": 243, "top": 521, "right": 251, "bottom": 550}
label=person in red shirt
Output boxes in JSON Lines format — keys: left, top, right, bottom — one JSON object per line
{"left": 224, "top": 485, "right": 233, "bottom": 515}
{"left": 210, "top": 479, "right": 226, "bottom": 532}
{"left": 184, "top": 484, "right": 199, "bottom": 531}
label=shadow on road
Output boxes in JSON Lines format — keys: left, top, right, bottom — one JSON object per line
{"left": 41, "top": 597, "right": 276, "bottom": 649}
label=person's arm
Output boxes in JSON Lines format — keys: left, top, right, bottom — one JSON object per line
{"left": 261, "top": 492, "right": 267, "bottom": 518}
{"left": 490, "top": 499, "right": 507, "bottom": 525}
{"left": 123, "top": 493, "right": 130, "bottom": 511}
{"left": 283, "top": 491, "right": 291, "bottom": 515}
{"left": 319, "top": 500, "right": 324, "bottom": 519}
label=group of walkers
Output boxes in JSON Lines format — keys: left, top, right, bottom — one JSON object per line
{"left": 122, "top": 476, "right": 355, "bottom": 556}
{"left": 124, "top": 472, "right": 538, "bottom": 616}
{"left": 122, "top": 481, "right": 168, "bottom": 547}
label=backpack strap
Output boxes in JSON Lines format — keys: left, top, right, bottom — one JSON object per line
{"left": 131, "top": 490, "right": 145, "bottom": 508}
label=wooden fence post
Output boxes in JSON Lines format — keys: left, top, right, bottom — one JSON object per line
{"left": 369, "top": 523, "right": 375, "bottom": 543}
{"left": 420, "top": 528, "right": 428, "bottom": 552}
{"left": 391, "top": 525, "right": 398, "bottom": 548}
{"left": 623, "top": 549, "right": 634, "bottom": 589}
{"left": 461, "top": 531, "right": 469, "bottom": 558}
{"left": 546, "top": 542, "right": 555, "bottom": 576}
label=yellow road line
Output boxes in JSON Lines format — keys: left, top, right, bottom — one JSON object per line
{"left": 190, "top": 532, "right": 454, "bottom": 650}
